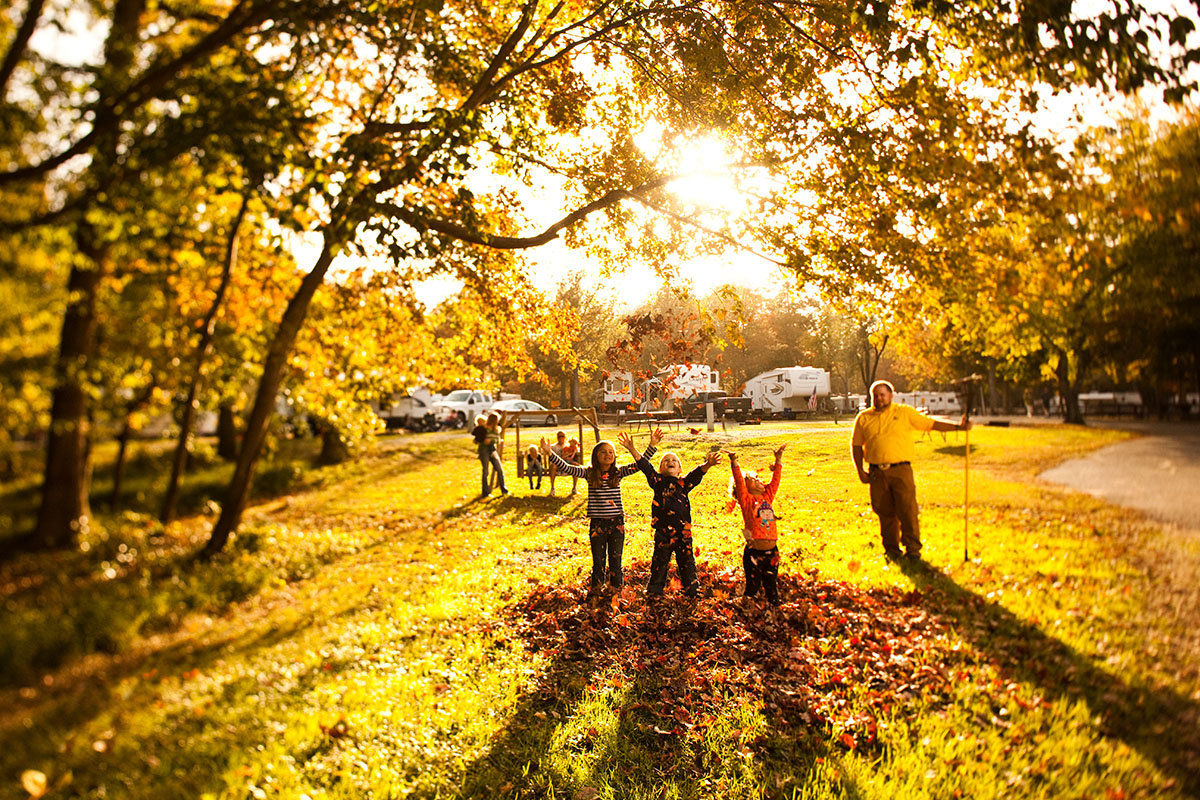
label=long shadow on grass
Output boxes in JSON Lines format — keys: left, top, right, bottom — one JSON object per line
{"left": 486, "top": 492, "right": 578, "bottom": 522}
{"left": 457, "top": 562, "right": 944, "bottom": 798}
{"left": 900, "top": 561, "right": 1200, "bottom": 794}
{"left": 0, "top": 634, "right": 365, "bottom": 798}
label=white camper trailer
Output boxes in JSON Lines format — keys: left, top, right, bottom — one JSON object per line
{"left": 743, "top": 367, "right": 832, "bottom": 416}
{"left": 894, "top": 391, "right": 961, "bottom": 415}
{"left": 604, "top": 365, "right": 720, "bottom": 412}
{"left": 602, "top": 371, "right": 636, "bottom": 411}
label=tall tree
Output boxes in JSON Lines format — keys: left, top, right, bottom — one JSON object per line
{"left": 1, "top": 0, "right": 329, "bottom": 548}
{"left": 1104, "top": 109, "right": 1200, "bottom": 415}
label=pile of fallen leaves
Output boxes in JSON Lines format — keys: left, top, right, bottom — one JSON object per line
{"left": 500, "top": 561, "right": 954, "bottom": 748}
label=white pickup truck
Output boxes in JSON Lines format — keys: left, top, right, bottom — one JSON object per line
{"left": 430, "top": 390, "right": 496, "bottom": 429}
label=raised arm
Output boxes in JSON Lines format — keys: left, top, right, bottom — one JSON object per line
{"left": 725, "top": 450, "right": 745, "bottom": 495}
{"left": 684, "top": 449, "right": 722, "bottom": 490}
{"left": 619, "top": 430, "right": 657, "bottom": 483}
{"left": 765, "top": 443, "right": 786, "bottom": 500}
{"left": 617, "top": 430, "right": 640, "bottom": 459}
{"left": 616, "top": 444, "right": 656, "bottom": 479}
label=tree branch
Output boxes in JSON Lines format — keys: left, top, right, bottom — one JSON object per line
{"left": 462, "top": 0, "right": 540, "bottom": 112}
{"left": 0, "top": 0, "right": 281, "bottom": 187}
{"left": 631, "top": 194, "right": 787, "bottom": 267}
{"left": 381, "top": 174, "right": 680, "bottom": 250}
{"left": 0, "top": 0, "right": 47, "bottom": 100}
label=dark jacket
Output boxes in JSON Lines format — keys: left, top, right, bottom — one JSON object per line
{"left": 635, "top": 456, "right": 708, "bottom": 531}
{"left": 472, "top": 424, "right": 496, "bottom": 456}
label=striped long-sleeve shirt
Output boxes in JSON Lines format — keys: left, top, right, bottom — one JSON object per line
{"left": 545, "top": 446, "right": 656, "bottom": 518}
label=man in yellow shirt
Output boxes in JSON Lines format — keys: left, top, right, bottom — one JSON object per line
{"left": 851, "top": 380, "right": 971, "bottom": 561}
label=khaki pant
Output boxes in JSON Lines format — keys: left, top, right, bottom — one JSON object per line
{"left": 868, "top": 464, "right": 921, "bottom": 556}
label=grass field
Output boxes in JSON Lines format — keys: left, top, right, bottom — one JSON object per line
{"left": 1, "top": 422, "right": 1198, "bottom": 799}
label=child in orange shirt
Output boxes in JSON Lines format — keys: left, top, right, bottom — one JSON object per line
{"left": 726, "top": 444, "right": 787, "bottom": 605}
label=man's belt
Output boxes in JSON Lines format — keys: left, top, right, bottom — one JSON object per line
{"left": 870, "top": 461, "right": 911, "bottom": 470}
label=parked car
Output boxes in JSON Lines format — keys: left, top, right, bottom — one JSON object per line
{"left": 677, "top": 391, "right": 753, "bottom": 421}
{"left": 488, "top": 399, "right": 559, "bottom": 427}
{"left": 430, "top": 390, "right": 496, "bottom": 429}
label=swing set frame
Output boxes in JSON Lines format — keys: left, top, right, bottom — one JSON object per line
{"left": 495, "top": 407, "right": 602, "bottom": 478}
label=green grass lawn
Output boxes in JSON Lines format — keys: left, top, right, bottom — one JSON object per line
{"left": 1, "top": 423, "right": 1198, "bottom": 799}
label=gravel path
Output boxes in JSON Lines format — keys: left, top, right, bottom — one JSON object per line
{"left": 1040, "top": 422, "right": 1200, "bottom": 530}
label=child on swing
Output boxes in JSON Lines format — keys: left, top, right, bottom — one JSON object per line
{"left": 525, "top": 445, "right": 543, "bottom": 490}
{"left": 547, "top": 430, "right": 579, "bottom": 496}
{"left": 726, "top": 444, "right": 787, "bottom": 606}
{"left": 541, "top": 430, "right": 655, "bottom": 594}
{"left": 621, "top": 432, "right": 720, "bottom": 598}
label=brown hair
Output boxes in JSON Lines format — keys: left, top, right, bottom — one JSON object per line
{"left": 587, "top": 440, "right": 620, "bottom": 489}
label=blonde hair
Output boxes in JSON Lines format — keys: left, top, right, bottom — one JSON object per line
{"left": 657, "top": 451, "right": 681, "bottom": 473}
{"left": 474, "top": 415, "right": 487, "bottom": 427}
{"left": 526, "top": 445, "right": 538, "bottom": 457}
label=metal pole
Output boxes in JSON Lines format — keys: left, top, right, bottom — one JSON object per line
{"left": 953, "top": 373, "right": 982, "bottom": 563}
{"left": 964, "top": 424, "right": 970, "bottom": 562}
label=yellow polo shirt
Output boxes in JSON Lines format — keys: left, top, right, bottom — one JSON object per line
{"left": 851, "top": 403, "right": 934, "bottom": 464}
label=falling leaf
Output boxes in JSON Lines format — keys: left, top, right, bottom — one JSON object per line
{"left": 21, "top": 771, "right": 47, "bottom": 799}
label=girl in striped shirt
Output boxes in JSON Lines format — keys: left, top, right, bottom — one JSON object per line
{"left": 541, "top": 430, "right": 656, "bottom": 593}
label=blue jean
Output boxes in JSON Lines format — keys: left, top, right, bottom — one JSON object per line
{"left": 479, "top": 448, "right": 507, "bottom": 496}
{"left": 588, "top": 516, "right": 625, "bottom": 588}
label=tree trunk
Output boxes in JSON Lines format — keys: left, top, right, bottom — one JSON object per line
{"left": 856, "top": 327, "right": 888, "bottom": 392}
{"left": 1054, "top": 351, "right": 1085, "bottom": 425}
{"left": 201, "top": 242, "right": 335, "bottom": 558}
{"left": 35, "top": 236, "right": 104, "bottom": 548}
{"left": 33, "top": 0, "right": 146, "bottom": 550}
{"left": 569, "top": 368, "right": 581, "bottom": 408}
{"left": 109, "top": 385, "right": 154, "bottom": 510}
{"left": 986, "top": 359, "right": 998, "bottom": 414}
{"left": 161, "top": 194, "right": 248, "bottom": 523}
{"left": 217, "top": 402, "right": 240, "bottom": 460}
{"left": 110, "top": 420, "right": 133, "bottom": 510}
{"left": 316, "top": 422, "right": 350, "bottom": 466}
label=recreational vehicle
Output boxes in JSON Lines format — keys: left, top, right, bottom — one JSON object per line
{"left": 743, "top": 367, "right": 831, "bottom": 416}
{"left": 603, "top": 365, "right": 721, "bottom": 412}
{"left": 894, "top": 391, "right": 961, "bottom": 415}
{"left": 601, "top": 371, "right": 636, "bottom": 411}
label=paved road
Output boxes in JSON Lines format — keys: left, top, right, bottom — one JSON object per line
{"left": 1040, "top": 422, "right": 1200, "bottom": 529}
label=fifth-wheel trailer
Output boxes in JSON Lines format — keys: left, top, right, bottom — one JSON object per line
{"left": 742, "top": 366, "right": 832, "bottom": 416}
